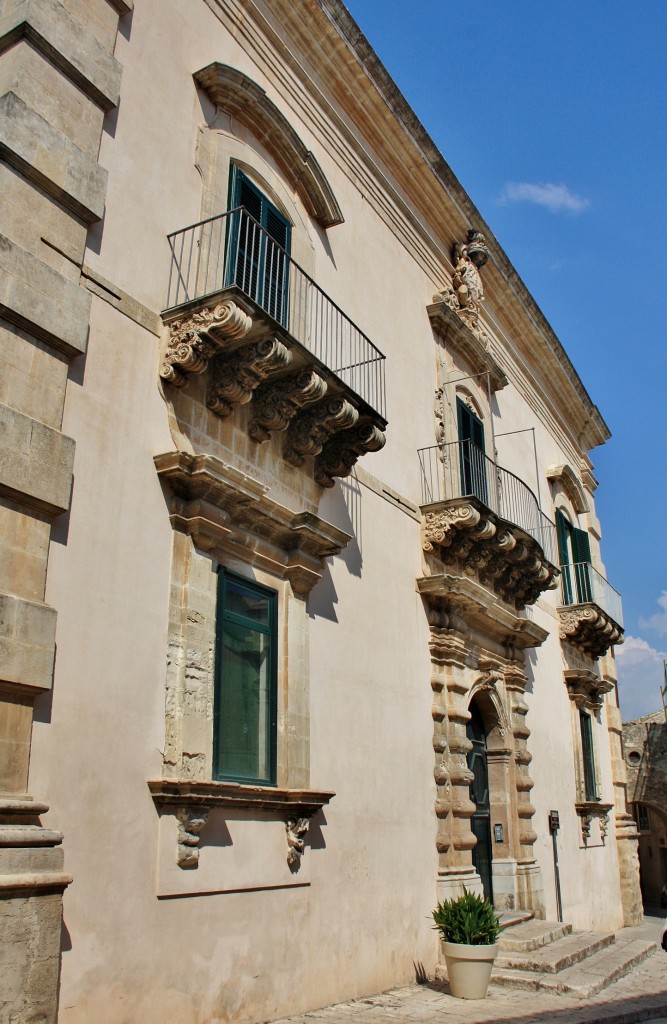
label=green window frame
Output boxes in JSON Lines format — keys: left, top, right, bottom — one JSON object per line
{"left": 579, "top": 709, "right": 597, "bottom": 801}
{"left": 226, "top": 166, "right": 292, "bottom": 326}
{"left": 456, "top": 397, "right": 488, "bottom": 504}
{"left": 556, "top": 508, "right": 592, "bottom": 604}
{"left": 213, "top": 569, "right": 278, "bottom": 786}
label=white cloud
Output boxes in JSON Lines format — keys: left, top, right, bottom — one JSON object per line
{"left": 638, "top": 589, "right": 667, "bottom": 636}
{"left": 498, "top": 181, "right": 590, "bottom": 214}
{"left": 615, "top": 634, "right": 666, "bottom": 721}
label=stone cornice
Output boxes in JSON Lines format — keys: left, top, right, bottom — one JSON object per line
{"left": 417, "top": 574, "right": 549, "bottom": 651}
{"left": 558, "top": 604, "right": 624, "bottom": 659}
{"left": 193, "top": 63, "right": 343, "bottom": 228}
{"left": 421, "top": 498, "right": 559, "bottom": 610}
{"left": 148, "top": 778, "right": 334, "bottom": 814}
{"left": 427, "top": 301, "right": 508, "bottom": 393}
{"left": 154, "top": 450, "right": 351, "bottom": 593}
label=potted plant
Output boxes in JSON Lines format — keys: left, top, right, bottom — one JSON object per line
{"left": 432, "top": 888, "right": 501, "bottom": 999}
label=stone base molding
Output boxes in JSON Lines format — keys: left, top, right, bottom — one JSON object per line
{"left": 154, "top": 450, "right": 351, "bottom": 595}
{"left": 160, "top": 290, "right": 386, "bottom": 487}
{"left": 558, "top": 604, "right": 624, "bottom": 658}
{"left": 422, "top": 498, "right": 559, "bottom": 609}
{"left": 149, "top": 780, "right": 334, "bottom": 870}
{"left": 420, "top": 579, "right": 546, "bottom": 917}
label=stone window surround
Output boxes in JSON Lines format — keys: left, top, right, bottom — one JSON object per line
{"left": 566, "top": 670, "right": 613, "bottom": 845}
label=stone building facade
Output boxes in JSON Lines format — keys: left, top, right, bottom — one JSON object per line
{"left": 622, "top": 710, "right": 667, "bottom": 906}
{"left": 0, "top": 1, "right": 642, "bottom": 1022}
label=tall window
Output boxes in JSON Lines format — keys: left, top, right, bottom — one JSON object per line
{"left": 556, "top": 508, "right": 592, "bottom": 604}
{"left": 456, "top": 397, "right": 487, "bottom": 503}
{"left": 227, "top": 166, "right": 291, "bottom": 325}
{"left": 214, "top": 570, "right": 278, "bottom": 785}
{"left": 579, "top": 710, "right": 597, "bottom": 801}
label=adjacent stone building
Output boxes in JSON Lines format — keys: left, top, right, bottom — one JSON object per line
{"left": 623, "top": 710, "right": 667, "bottom": 906}
{"left": 0, "top": 0, "right": 642, "bottom": 1021}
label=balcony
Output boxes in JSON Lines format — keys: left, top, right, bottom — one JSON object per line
{"left": 418, "top": 440, "right": 559, "bottom": 609}
{"left": 159, "top": 207, "right": 387, "bottom": 487}
{"left": 558, "top": 561, "right": 624, "bottom": 657}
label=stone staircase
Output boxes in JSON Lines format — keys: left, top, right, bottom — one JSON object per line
{"left": 490, "top": 918, "right": 658, "bottom": 998}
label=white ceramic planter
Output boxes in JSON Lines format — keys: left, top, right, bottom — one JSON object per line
{"left": 442, "top": 941, "right": 498, "bottom": 999}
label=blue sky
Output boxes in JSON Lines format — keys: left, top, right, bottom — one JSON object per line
{"left": 345, "top": 0, "right": 667, "bottom": 720}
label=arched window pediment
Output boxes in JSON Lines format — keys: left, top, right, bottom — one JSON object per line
{"left": 193, "top": 63, "right": 344, "bottom": 229}
{"left": 547, "top": 463, "right": 589, "bottom": 514}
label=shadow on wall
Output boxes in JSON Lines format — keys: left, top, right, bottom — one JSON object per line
{"left": 309, "top": 474, "right": 363, "bottom": 623}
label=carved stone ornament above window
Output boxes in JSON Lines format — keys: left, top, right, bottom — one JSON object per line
{"left": 160, "top": 292, "right": 386, "bottom": 488}
{"left": 564, "top": 669, "right": 614, "bottom": 711}
{"left": 154, "top": 450, "right": 351, "bottom": 594}
{"left": 421, "top": 498, "right": 559, "bottom": 610}
{"left": 193, "top": 64, "right": 344, "bottom": 229}
{"left": 417, "top": 574, "right": 549, "bottom": 651}
{"left": 558, "top": 605, "right": 624, "bottom": 659}
{"left": 149, "top": 780, "right": 334, "bottom": 870}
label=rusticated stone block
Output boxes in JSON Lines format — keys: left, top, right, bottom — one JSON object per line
{"left": 0, "top": 91, "right": 108, "bottom": 222}
{"left": 0, "top": 403, "right": 74, "bottom": 514}
{"left": 0, "top": 0, "right": 122, "bottom": 111}
{"left": 0, "top": 235, "right": 91, "bottom": 355}
{"left": 0, "top": 593, "right": 57, "bottom": 691}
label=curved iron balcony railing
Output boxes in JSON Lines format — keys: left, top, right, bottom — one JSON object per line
{"left": 418, "top": 439, "right": 558, "bottom": 566}
{"left": 560, "top": 561, "right": 624, "bottom": 628}
{"left": 165, "top": 207, "right": 386, "bottom": 419}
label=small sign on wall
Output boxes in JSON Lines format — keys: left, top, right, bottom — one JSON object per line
{"left": 493, "top": 824, "right": 504, "bottom": 843}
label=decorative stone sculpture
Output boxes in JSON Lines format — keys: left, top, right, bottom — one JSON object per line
{"left": 558, "top": 605, "right": 624, "bottom": 659}
{"left": 434, "top": 229, "right": 490, "bottom": 327}
{"left": 314, "top": 422, "right": 386, "bottom": 488}
{"left": 286, "top": 815, "right": 311, "bottom": 867}
{"left": 249, "top": 369, "right": 328, "bottom": 442}
{"left": 160, "top": 300, "right": 252, "bottom": 387}
{"left": 283, "top": 397, "right": 358, "bottom": 466}
{"left": 175, "top": 805, "right": 210, "bottom": 868}
{"left": 207, "top": 338, "right": 291, "bottom": 416}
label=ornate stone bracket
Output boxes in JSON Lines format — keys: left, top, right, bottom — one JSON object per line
{"left": 160, "top": 300, "right": 252, "bottom": 387}
{"left": 314, "top": 422, "right": 387, "bottom": 488}
{"left": 249, "top": 370, "right": 328, "bottom": 443}
{"left": 154, "top": 451, "right": 352, "bottom": 594}
{"left": 175, "top": 805, "right": 210, "bottom": 869}
{"left": 564, "top": 669, "right": 614, "bottom": 711}
{"left": 576, "top": 802, "right": 613, "bottom": 845}
{"left": 558, "top": 605, "right": 624, "bottom": 658}
{"left": 207, "top": 338, "right": 291, "bottom": 416}
{"left": 284, "top": 398, "right": 358, "bottom": 466}
{"left": 422, "top": 498, "right": 559, "bottom": 609}
{"left": 149, "top": 780, "right": 334, "bottom": 870}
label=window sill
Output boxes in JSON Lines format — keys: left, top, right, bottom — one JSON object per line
{"left": 148, "top": 779, "right": 335, "bottom": 870}
{"left": 575, "top": 801, "right": 613, "bottom": 846}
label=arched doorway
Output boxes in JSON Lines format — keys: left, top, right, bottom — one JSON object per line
{"left": 467, "top": 700, "right": 493, "bottom": 902}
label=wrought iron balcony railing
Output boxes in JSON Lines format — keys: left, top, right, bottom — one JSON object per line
{"left": 165, "top": 207, "right": 386, "bottom": 419}
{"left": 418, "top": 439, "right": 558, "bottom": 566}
{"left": 560, "top": 561, "right": 624, "bottom": 628}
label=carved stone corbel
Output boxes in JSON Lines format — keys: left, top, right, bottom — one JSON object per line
{"left": 175, "top": 805, "right": 210, "bottom": 868}
{"left": 558, "top": 605, "right": 624, "bottom": 658}
{"left": 248, "top": 369, "right": 328, "bottom": 443}
{"left": 161, "top": 301, "right": 252, "bottom": 387}
{"left": 314, "top": 422, "right": 386, "bottom": 488}
{"left": 207, "top": 338, "right": 292, "bottom": 416}
{"left": 575, "top": 801, "right": 613, "bottom": 845}
{"left": 283, "top": 398, "right": 358, "bottom": 466}
{"left": 286, "top": 815, "right": 312, "bottom": 868}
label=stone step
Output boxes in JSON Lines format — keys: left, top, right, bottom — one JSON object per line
{"left": 497, "top": 910, "right": 534, "bottom": 930}
{"left": 496, "top": 929, "right": 615, "bottom": 972}
{"left": 499, "top": 918, "right": 572, "bottom": 953}
{"left": 491, "top": 936, "right": 658, "bottom": 997}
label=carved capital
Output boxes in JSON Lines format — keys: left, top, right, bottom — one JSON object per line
{"left": 207, "top": 338, "right": 292, "bottom": 416}
{"left": 314, "top": 422, "right": 386, "bottom": 488}
{"left": 249, "top": 370, "right": 328, "bottom": 442}
{"left": 284, "top": 398, "right": 358, "bottom": 466}
{"left": 175, "top": 805, "right": 210, "bottom": 869}
{"left": 161, "top": 301, "right": 252, "bottom": 386}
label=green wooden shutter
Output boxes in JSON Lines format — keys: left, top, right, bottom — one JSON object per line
{"left": 555, "top": 509, "right": 573, "bottom": 604}
{"left": 572, "top": 527, "right": 592, "bottom": 603}
{"left": 456, "top": 398, "right": 487, "bottom": 503}
{"left": 580, "top": 710, "right": 597, "bottom": 801}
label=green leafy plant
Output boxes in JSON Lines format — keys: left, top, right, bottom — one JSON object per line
{"left": 432, "top": 888, "right": 501, "bottom": 945}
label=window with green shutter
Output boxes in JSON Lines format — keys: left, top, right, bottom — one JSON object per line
{"left": 579, "top": 710, "right": 597, "bottom": 801}
{"left": 456, "top": 397, "right": 488, "bottom": 504}
{"left": 213, "top": 570, "right": 278, "bottom": 785}
{"left": 556, "top": 508, "right": 592, "bottom": 604}
{"left": 226, "top": 166, "right": 291, "bottom": 326}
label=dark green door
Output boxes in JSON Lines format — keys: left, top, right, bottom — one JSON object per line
{"left": 467, "top": 701, "right": 493, "bottom": 903}
{"left": 556, "top": 509, "right": 592, "bottom": 604}
{"left": 457, "top": 398, "right": 488, "bottom": 504}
